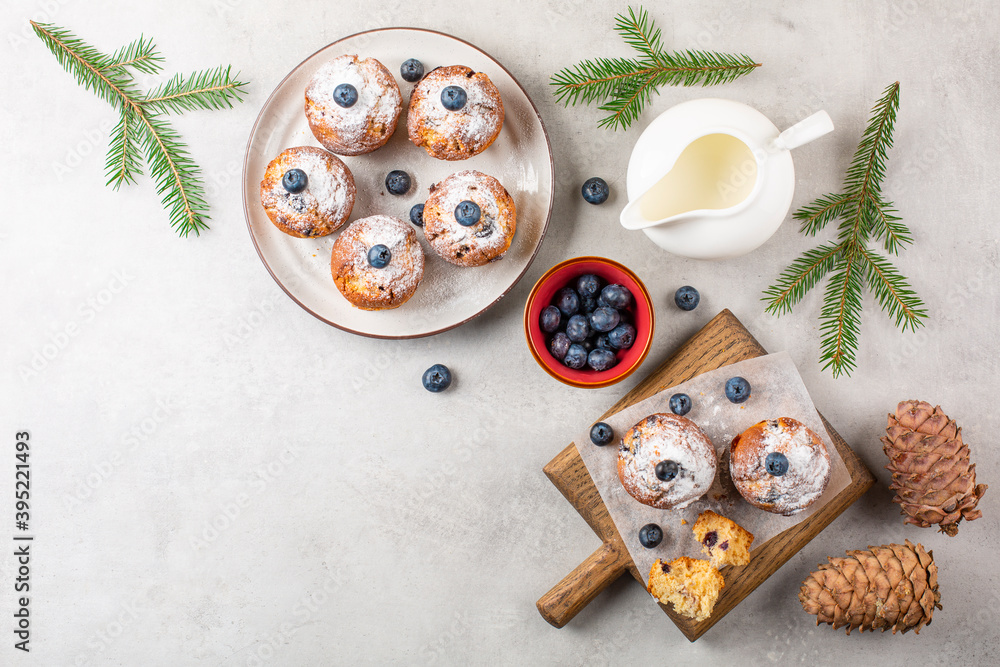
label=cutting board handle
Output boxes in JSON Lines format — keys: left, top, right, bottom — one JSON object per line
{"left": 536, "top": 540, "right": 630, "bottom": 628}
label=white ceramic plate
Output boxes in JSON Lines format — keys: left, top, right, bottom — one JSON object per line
{"left": 242, "top": 28, "right": 554, "bottom": 338}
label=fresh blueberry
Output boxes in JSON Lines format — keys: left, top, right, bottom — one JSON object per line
{"left": 669, "top": 393, "right": 692, "bottom": 416}
{"left": 607, "top": 323, "right": 636, "bottom": 350}
{"left": 765, "top": 452, "right": 789, "bottom": 477}
{"left": 588, "top": 348, "right": 617, "bottom": 371}
{"left": 595, "top": 333, "right": 613, "bottom": 350}
{"left": 549, "top": 332, "right": 571, "bottom": 360}
{"left": 441, "top": 85, "right": 467, "bottom": 111}
{"left": 589, "top": 306, "right": 620, "bottom": 333}
{"left": 576, "top": 274, "right": 603, "bottom": 298}
{"left": 385, "top": 170, "right": 411, "bottom": 195}
{"left": 674, "top": 285, "right": 700, "bottom": 311}
{"left": 579, "top": 294, "right": 598, "bottom": 314}
{"left": 655, "top": 460, "right": 679, "bottom": 482}
{"left": 554, "top": 287, "right": 580, "bottom": 317}
{"left": 579, "top": 339, "right": 595, "bottom": 353}
{"left": 581, "top": 177, "right": 610, "bottom": 205}
{"left": 409, "top": 203, "right": 425, "bottom": 227}
{"left": 421, "top": 364, "right": 452, "bottom": 392}
{"left": 539, "top": 305, "right": 561, "bottom": 333}
{"left": 282, "top": 168, "right": 307, "bottom": 194}
{"left": 333, "top": 83, "right": 358, "bottom": 108}
{"left": 454, "top": 200, "right": 481, "bottom": 226}
{"left": 590, "top": 422, "right": 614, "bottom": 446}
{"left": 367, "top": 244, "right": 391, "bottom": 268}
{"left": 400, "top": 58, "right": 424, "bottom": 82}
{"left": 600, "top": 284, "right": 632, "bottom": 310}
{"left": 563, "top": 344, "right": 588, "bottom": 369}
{"left": 725, "top": 376, "right": 751, "bottom": 404}
{"left": 638, "top": 523, "right": 663, "bottom": 548}
{"left": 566, "top": 314, "right": 590, "bottom": 342}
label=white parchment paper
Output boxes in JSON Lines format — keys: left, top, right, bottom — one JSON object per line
{"left": 574, "top": 352, "right": 850, "bottom": 586}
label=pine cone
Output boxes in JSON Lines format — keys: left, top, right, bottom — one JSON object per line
{"left": 799, "top": 539, "right": 941, "bottom": 634}
{"left": 881, "top": 400, "right": 987, "bottom": 536}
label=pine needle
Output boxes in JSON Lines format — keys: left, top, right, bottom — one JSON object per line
{"left": 763, "top": 82, "right": 927, "bottom": 377}
{"left": 31, "top": 21, "right": 248, "bottom": 237}
{"left": 550, "top": 6, "right": 761, "bottom": 130}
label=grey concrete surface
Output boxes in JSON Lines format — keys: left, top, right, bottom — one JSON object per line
{"left": 1, "top": 0, "right": 997, "bottom": 664}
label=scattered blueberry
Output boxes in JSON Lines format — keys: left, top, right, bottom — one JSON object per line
{"left": 400, "top": 58, "right": 424, "bottom": 82}
{"left": 725, "top": 376, "right": 752, "bottom": 404}
{"left": 581, "top": 177, "right": 610, "bottom": 205}
{"left": 595, "top": 334, "right": 613, "bottom": 350}
{"left": 600, "top": 284, "right": 632, "bottom": 310}
{"left": 702, "top": 530, "right": 718, "bottom": 548}
{"left": 554, "top": 287, "right": 580, "bottom": 317}
{"left": 367, "top": 244, "right": 391, "bottom": 268}
{"left": 765, "top": 452, "right": 789, "bottom": 477}
{"left": 566, "top": 314, "right": 590, "bottom": 342}
{"left": 549, "top": 332, "right": 571, "bottom": 360}
{"left": 385, "top": 170, "right": 411, "bottom": 195}
{"left": 587, "top": 348, "right": 617, "bottom": 371}
{"left": 333, "top": 83, "right": 358, "bottom": 108}
{"left": 454, "top": 200, "right": 481, "bottom": 226}
{"left": 639, "top": 523, "right": 663, "bottom": 548}
{"left": 576, "top": 274, "right": 603, "bottom": 298}
{"left": 590, "top": 422, "right": 614, "bottom": 446}
{"left": 539, "top": 305, "right": 561, "bottom": 333}
{"left": 589, "top": 307, "right": 620, "bottom": 333}
{"left": 563, "top": 344, "right": 588, "bottom": 369}
{"left": 655, "top": 460, "right": 679, "bottom": 482}
{"left": 607, "top": 323, "right": 636, "bottom": 350}
{"left": 282, "top": 168, "right": 308, "bottom": 194}
{"left": 669, "top": 393, "right": 692, "bottom": 416}
{"left": 409, "top": 203, "right": 425, "bottom": 227}
{"left": 674, "top": 285, "right": 700, "bottom": 311}
{"left": 441, "top": 85, "right": 468, "bottom": 111}
{"left": 421, "top": 364, "right": 452, "bottom": 392}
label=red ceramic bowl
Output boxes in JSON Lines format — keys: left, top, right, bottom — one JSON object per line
{"left": 524, "top": 257, "right": 655, "bottom": 388}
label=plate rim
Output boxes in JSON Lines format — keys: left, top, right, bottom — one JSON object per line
{"left": 241, "top": 26, "right": 555, "bottom": 340}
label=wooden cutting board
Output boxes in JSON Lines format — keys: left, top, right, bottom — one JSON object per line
{"left": 535, "top": 309, "right": 875, "bottom": 641}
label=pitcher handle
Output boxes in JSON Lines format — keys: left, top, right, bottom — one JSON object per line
{"left": 772, "top": 110, "right": 834, "bottom": 151}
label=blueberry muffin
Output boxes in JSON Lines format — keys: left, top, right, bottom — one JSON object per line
{"left": 305, "top": 55, "right": 402, "bottom": 156}
{"left": 647, "top": 557, "right": 725, "bottom": 622}
{"left": 618, "top": 413, "right": 717, "bottom": 510}
{"left": 407, "top": 65, "right": 504, "bottom": 160}
{"left": 330, "top": 215, "right": 424, "bottom": 311}
{"left": 729, "top": 417, "right": 831, "bottom": 515}
{"left": 422, "top": 170, "right": 516, "bottom": 267}
{"left": 259, "top": 146, "right": 355, "bottom": 238}
{"left": 692, "top": 510, "right": 754, "bottom": 568}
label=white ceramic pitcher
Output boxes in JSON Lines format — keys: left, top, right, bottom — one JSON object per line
{"left": 620, "top": 99, "right": 834, "bottom": 260}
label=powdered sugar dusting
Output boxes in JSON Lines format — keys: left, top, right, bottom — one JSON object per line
{"left": 260, "top": 147, "right": 354, "bottom": 236}
{"left": 408, "top": 66, "right": 503, "bottom": 156}
{"left": 620, "top": 414, "right": 718, "bottom": 510}
{"left": 739, "top": 420, "right": 832, "bottom": 514}
{"left": 306, "top": 55, "right": 401, "bottom": 149}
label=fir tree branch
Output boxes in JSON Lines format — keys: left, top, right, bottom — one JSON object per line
{"left": 136, "top": 111, "right": 209, "bottom": 236}
{"left": 140, "top": 65, "right": 248, "bottom": 115}
{"left": 32, "top": 21, "right": 247, "bottom": 237}
{"left": 794, "top": 193, "right": 857, "bottom": 236}
{"left": 859, "top": 246, "right": 927, "bottom": 331}
{"left": 762, "top": 242, "right": 842, "bottom": 316}
{"left": 763, "top": 82, "right": 926, "bottom": 377}
{"left": 843, "top": 82, "right": 899, "bottom": 202}
{"left": 615, "top": 6, "right": 665, "bottom": 65}
{"left": 550, "top": 6, "right": 760, "bottom": 130}
{"left": 105, "top": 107, "right": 143, "bottom": 189}
{"left": 102, "top": 35, "right": 163, "bottom": 76}
{"left": 819, "top": 247, "right": 865, "bottom": 378}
